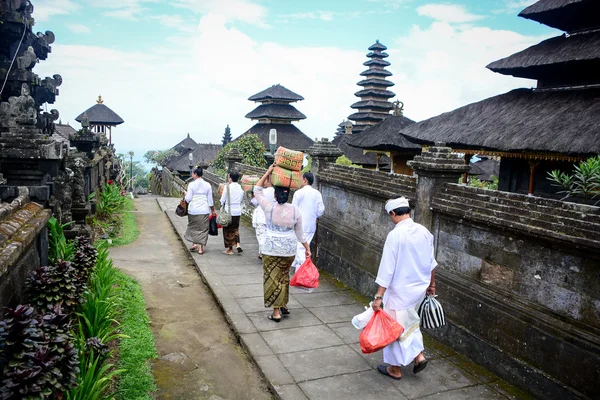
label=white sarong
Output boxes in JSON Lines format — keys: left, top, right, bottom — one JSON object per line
{"left": 382, "top": 302, "right": 423, "bottom": 367}
{"left": 293, "top": 231, "right": 315, "bottom": 268}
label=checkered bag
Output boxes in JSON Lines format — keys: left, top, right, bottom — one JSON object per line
{"left": 417, "top": 295, "right": 446, "bottom": 329}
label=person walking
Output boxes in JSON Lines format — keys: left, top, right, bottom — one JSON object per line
{"left": 251, "top": 180, "right": 275, "bottom": 260}
{"left": 292, "top": 172, "right": 324, "bottom": 270}
{"left": 220, "top": 170, "right": 245, "bottom": 255}
{"left": 372, "top": 195, "right": 437, "bottom": 380}
{"left": 184, "top": 168, "right": 216, "bottom": 255}
{"left": 254, "top": 164, "right": 310, "bottom": 322}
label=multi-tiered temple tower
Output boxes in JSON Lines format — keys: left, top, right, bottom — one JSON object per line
{"left": 348, "top": 41, "right": 396, "bottom": 133}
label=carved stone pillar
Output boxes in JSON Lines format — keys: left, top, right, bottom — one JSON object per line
{"left": 306, "top": 138, "right": 343, "bottom": 188}
{"left": 407, "top": 142, "right": 470, "bottom": 231}
{"left": 225, "top": 147, "right": 243, "bottom": 172}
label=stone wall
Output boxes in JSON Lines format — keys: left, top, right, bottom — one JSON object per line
{"left": 150, "top": 167, "right": 187, "bottom": 198}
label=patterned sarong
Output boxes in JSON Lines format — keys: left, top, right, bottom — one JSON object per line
{"left": 222, "top": 216, "right": 240, "bottom": 248}
{"left": 263, "top": 255, "right": 295, "bottom": 308}
{"left": 184, "top": 214, "right": 209, "bottom": 245}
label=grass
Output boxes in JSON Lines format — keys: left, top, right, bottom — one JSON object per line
{"left": 112, "top": 197, "right": 139, "bottom": 247}
{"left": 114, "top": 270, "right": 158, "bottom": 400}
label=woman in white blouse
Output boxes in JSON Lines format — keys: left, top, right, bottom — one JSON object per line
{"left": 254, "top": 164, "right": 310, "bottom": 322}
{"left": 220, "top": 170, "right": 245, "bottom": 255}
{"left": 184, "top": 168, "right": 216, "bottom": 254}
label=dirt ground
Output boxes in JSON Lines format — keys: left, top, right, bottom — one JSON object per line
{"left": 110, "top": 196, "right": 274, "bottom": 400}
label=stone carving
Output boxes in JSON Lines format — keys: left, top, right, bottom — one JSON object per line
{"left": 38, "top": 109, "right": 59, "bottom": 135}
{"left": 36, "top": 30, "right": 55, "bottom": 45}
{"left": 0, "top": 83, "right": 37, "bottom": 127}
{"left": 17, "top": 46, "right": 37, "bottom": 70}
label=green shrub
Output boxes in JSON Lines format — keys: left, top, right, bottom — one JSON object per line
{"left": 212, "top": 134, "right": 266, "bottom": 171}
{"left": 47, "top": 216, "right": 75, "bottom": 264}
{"left": 26, "top": 261, "right": 81, "bottom": 313}
{"left": 468, "top": 175, "right": 499, "bottom": 190}
{"left": 336, "top": 155, "right": 362, "bottom": 168}
{"left": 548, "top": 155, "right": 600, "bottom": 202}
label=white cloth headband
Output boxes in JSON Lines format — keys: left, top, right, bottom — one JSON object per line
{"left": 385, "top": 197, "right": 409, "bottom": 214}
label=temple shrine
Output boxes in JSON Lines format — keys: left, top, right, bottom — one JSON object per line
{"left": 75, "top": 96, "right": 124, "bottom": 145}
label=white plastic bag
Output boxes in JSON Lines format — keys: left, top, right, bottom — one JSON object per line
{"left": 351, "top": 302, "right": 375, "bottom": 329}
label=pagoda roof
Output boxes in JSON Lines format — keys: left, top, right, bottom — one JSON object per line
{"left": 171, "top": 134, "right": 198, "bottom": 154}
{"left": 354, "top": 88, "right": 396, "bottom": 99}
{"left": 75, "top": 103, "right": 124, "bottom": 125}
{"left": 368, "top": 41, "right": 388, "bottom": 51}
{"left": 360, "top": 69, "right": 393, "bottom": 77}
{"left": 245, "top": 104, "right": 306, "bottom": 120}
{"left": 346, "top": 115, "right": 419, "bottom": 152}
{"left": 366, "top": 51, "right": 389, "bottom": 58}
{"left": 167, "top": 144, "right": 222, "bottom": 172}
{"left": 399, "top": 87, "right": 600, "bottom": 155}
{"left": 357, "top": 78, "right": 395, "bottom": 88}
{"left": 519, "top": 0, "right": 600, "bottom": 33}
{"left": 236, "top": 123, "right": 314, "bottom": 152}
{"left": 248, "top": 84, "right": 304, "bottom": 102}
{"left": 348, "top": 112, "right": 391, "bottom": 122}
{"left": 351, "top": 100, "right": 394, "bottom": 110}
{"left": 487, "top": 31, "right": 600, "bottom": 81}
{"left": 54, "top": 123, "right": 77, "bottom": 140}
{"left": 363, "top": 59, "right": 391, "bottom": 67}
{"left": 332, "top": 134, "right": 390, "bottom": 167}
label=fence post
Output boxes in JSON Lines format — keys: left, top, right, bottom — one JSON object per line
{"left": 306, "top": 138, "right": 343, "bottom": 188}
{"left": 407, "top": 142, "right": 470, "bottom": 231}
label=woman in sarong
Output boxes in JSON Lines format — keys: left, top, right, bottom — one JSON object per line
{"left": 220, "top": 170, "right": 245, "bottom": 255}
{"left": 184, "top": 168, "right": 216, "bottom": 254}
{"left": 254, "top": 165, "right": 310, "bottom": 322}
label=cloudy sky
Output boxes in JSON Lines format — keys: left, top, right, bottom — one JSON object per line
{"left": 33, "top": 0, "right": 557, "bottom": 161}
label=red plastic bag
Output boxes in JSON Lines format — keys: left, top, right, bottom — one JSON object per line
{"left": 359, "top": 310, "right": 404, "bottom": 354}
{"left": 290, "top": 258, "right": 319, "bottom": 289}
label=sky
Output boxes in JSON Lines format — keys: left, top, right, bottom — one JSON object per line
{"left": 32, "top": 0, "right": 559, "bottom": 162}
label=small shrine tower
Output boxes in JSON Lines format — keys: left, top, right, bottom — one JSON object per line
{"left": 75, "top": 96, "right": 124, "bottom": 144}
{"left": 348, "top": 40, "right": 396, "bottom": 133}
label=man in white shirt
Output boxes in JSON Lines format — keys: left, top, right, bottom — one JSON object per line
{"left": 292, "top": 172, "right": 325, "bottom": 269}
{"left": 372, "top": 196, "right": 437, "bottom": 380}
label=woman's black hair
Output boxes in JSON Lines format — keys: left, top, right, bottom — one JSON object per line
{"left": 274, "top": 186, "right": 290, "bottom": 204}
{"left": 229, "top": 170, "right": 240, "bottom": 182}
{"left": 193, "top": 167, "right": 203, "bottom": 177}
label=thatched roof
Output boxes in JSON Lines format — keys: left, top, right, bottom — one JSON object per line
{"left": 245, "top": 104, "right": 306, "bottom": 120}
{"left": 236, "top": 123, "right": 314, "bottom": 152}
{"left": 351, "top": 100, "right": 394, "bottom": 110}
{"left": 171, "top": 134, "right": 198, "bottom": 154}
{"left": 469, "top": 158, "right": 500, "bottom": 182}
{"left": 332, "top": 134, "right": 389, "bottom": 168}
{"left": 54, "top": 123, "right": 77, "bottom": 140}
{"left": 167, "top": 144, "right": 222, "bottom": 172}
{"left": 360, "top": 69, "right": 392, "bottom": 77}
{"left": 364, "top": 59, "right": 390, "bottom": 67}
{"left": 368, "top": 41, "right": 387, "bottom": 51}
{"left": 248, "top": 84, "right": 304, "bottom": 102}
{"left": 367, "top": 51, "right": 389, "bottom": 58}
{"left": 354, "top": 88, "right": 395, "bottom": 98}
{"left": 348, "top": 112, "right": 390, "bottom": 123}
{"left": 75, "top": 104, "right": 124, "bottom": 125}
{"left": 357, "top": 78, "right": 395, "bottom": 87}
{"left": 519, "top": 0, "right": 599, "bottom": 33}
{"left": 486, "top": 31, "right": 600, "bottom": 80}
{"left": 346, "top": 115, "right": 419, "bottom": 151}
{"left": 399, "top": 87, "right": 600, "bottom": 155}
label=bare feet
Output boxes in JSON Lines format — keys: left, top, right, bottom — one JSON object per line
{"left": 223, "top": 250, "right": 234, "bottom": 255}
{"left": 198, "top": 245, "right": 204, "bottom": 255}
{"left": 190, "top": 245, "right": 198, "bottom": 251}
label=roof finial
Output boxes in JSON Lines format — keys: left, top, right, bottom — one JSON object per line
{"left": 187, "top": 132, "right": 190, "bottom": 138}
{"left": 97, "top": 95, "right": 104, "bottom": 104}
{"left": 376, "top": 39, "right": 379, "bottom": 43}
{"left": 392, "top": 100, "right": 404, "bottom": 116}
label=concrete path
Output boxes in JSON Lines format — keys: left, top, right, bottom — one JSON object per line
{"left": 110, "top": 197, "right": 273, "bottom": 400}
{"left": 157, "top": 196, "right": 529, "bottom": 400}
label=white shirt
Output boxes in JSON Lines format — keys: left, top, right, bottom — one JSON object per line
{"left": 292, "top": 185, "right": 325, "bottom": 233}
{"left": 220, "top": 182, "right": 244, "bottom": 217}
{"left": 252, "top": 187, "right": 274, "bottom": 226}
{"left": 375, "top": 218, "right": 437, "bottom": 310}
{"left": 185, "top": 178, "right": 214, "bottom": 215}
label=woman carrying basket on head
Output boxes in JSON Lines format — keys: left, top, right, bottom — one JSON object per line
{"left": 254, "top": 164, "right": 310, "bottom": 322}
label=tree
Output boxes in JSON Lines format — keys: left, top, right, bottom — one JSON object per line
{"left": 143, "top": 149, "right": 178, "bottom": 167}
{"left": 336, "top": 155, "right": 362, "bottom": 168}
{"left": 222, "top": 125, "right": 232, "bottom": 147}
{"left": 212, "top": 134, "right": 266, "bottom": 171}
{"left": 123, "top": 161, "right": 149, "bottom": 189}
{"left": 548, "top": 155, "right": 600, "bottom": 202}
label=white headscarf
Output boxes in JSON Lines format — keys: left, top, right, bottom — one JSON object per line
{"left": 385, "top": 197, "right": 409, "bottom": 214}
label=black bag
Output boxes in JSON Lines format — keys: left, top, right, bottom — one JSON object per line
{"left": 175, "top": 198, "right": 188, "bottom": 217}
{"left": 209, "top": 215, "right": 218, "bottom": 236}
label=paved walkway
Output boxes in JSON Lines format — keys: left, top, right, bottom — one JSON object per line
{"left": 110, "top": 197, "right": 273, "bottom": 400}
{"left": 157, "top": 196, "right": 529, "bottom": 400}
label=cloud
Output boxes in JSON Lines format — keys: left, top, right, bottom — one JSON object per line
{"left": 281, "top": 11, "right": 366, "bottom": 21}
{"left": 417, "top": 3, "right": 485, "bottom": 23}
{"left": 33, "top": 0, "right": 80, "bottom": 22}
{"left": 171, "top": 0, "right": 269, "bottom": 27}
{"left": 35, "top": 5, "right": 550, "bottom": 163}
{"left": 149, "top": 14, "right": 196, "bottom": 32}
{"left": 66, "top": 23, "right": 91, "bottom": 34}
{"left": 366, "top": 0, "right": 411, "bottom": 9}
{"left": 96, "top": 0, "right": 159, "bottom": 21}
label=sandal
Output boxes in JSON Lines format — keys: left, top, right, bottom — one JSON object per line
{"left": 267, "top": 314, "right": 281, "bottom": 323}
{"left": 223, "top": 250, "right": 234, "bottom": 255}
{"left": 237, "top": 246, "right": 243, "bottom": 253}
{"left": 190, "top": 245, "right": 198, "bottom": 251}
{"left": 413, "top": 360, "right": 428, "bottom": 374}
{"left": 377, "top": 364, "right": 402, "bottom": 380}
{"left": 280, "top": 307, "right": 290, "bottom": 315}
